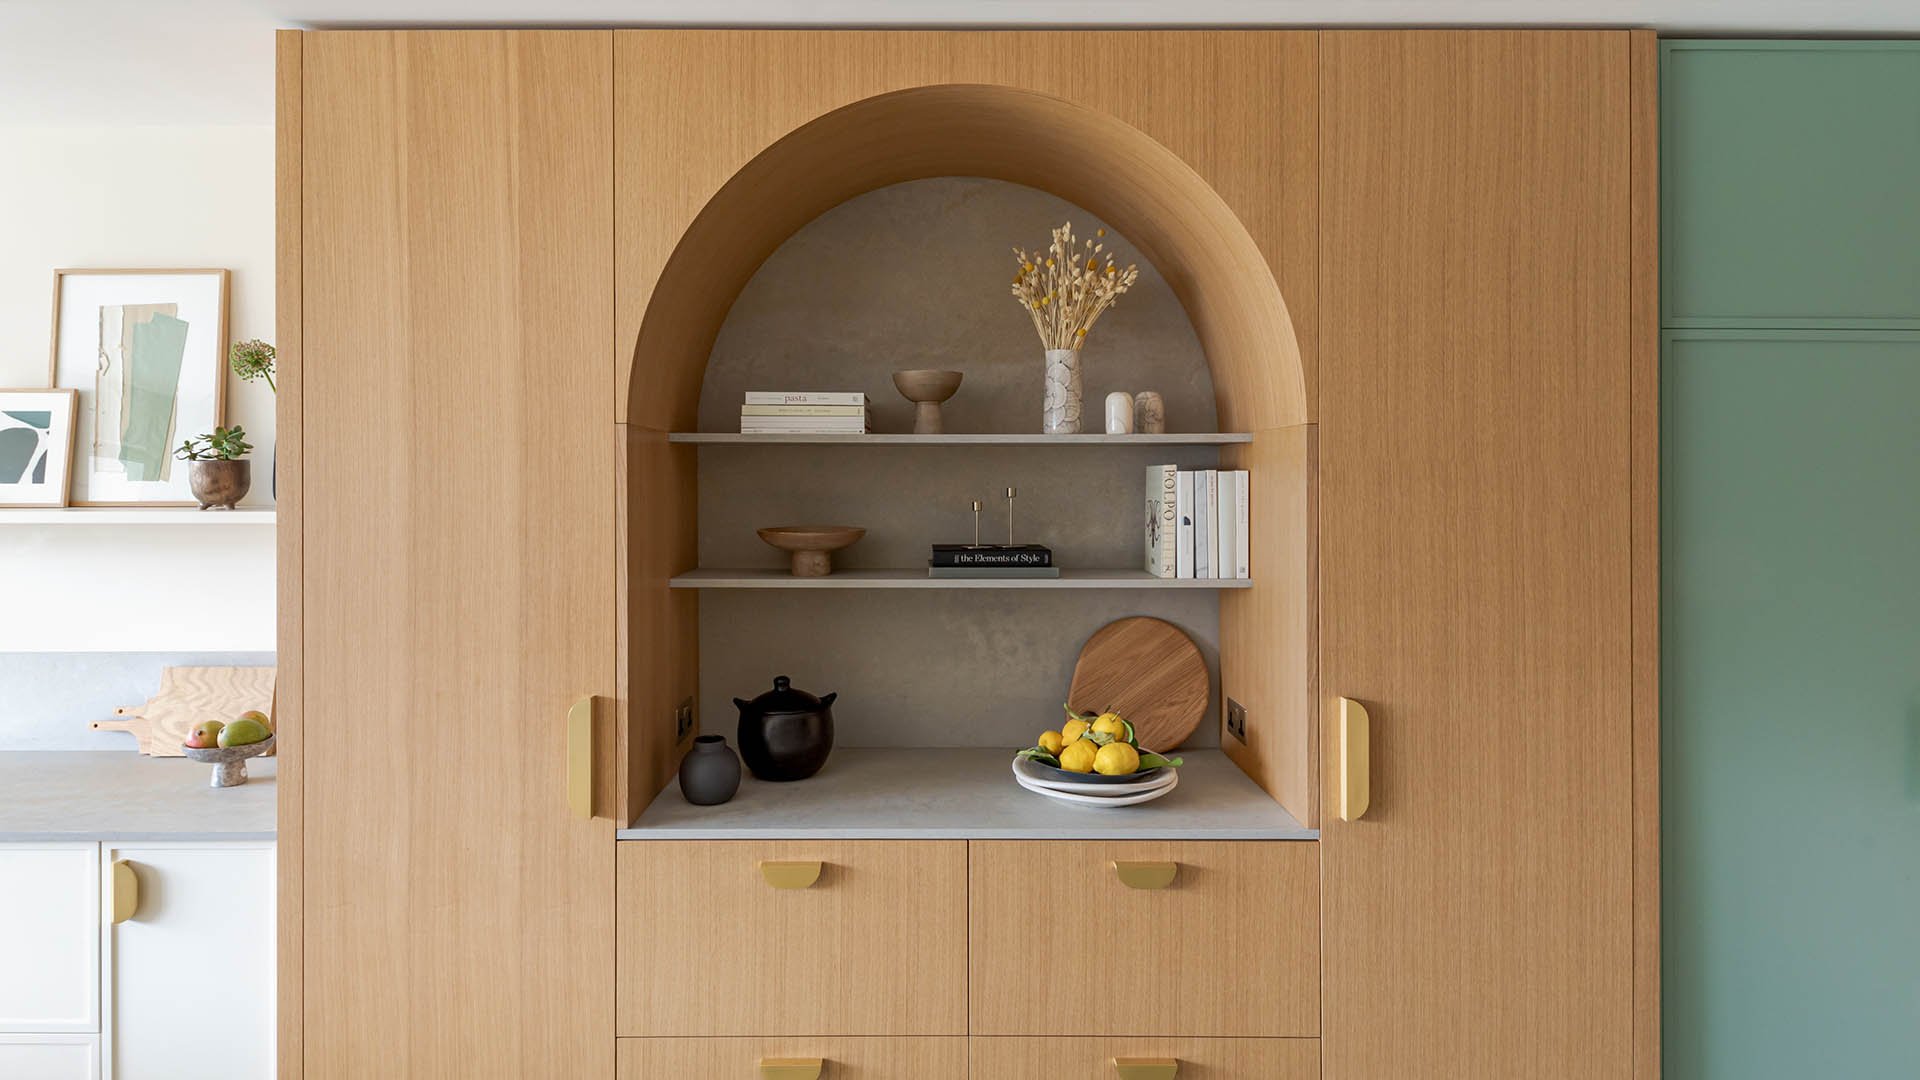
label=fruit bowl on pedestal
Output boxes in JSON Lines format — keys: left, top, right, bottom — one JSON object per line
{"left": 181, "top": 735, "right": 275, "bottom": 788}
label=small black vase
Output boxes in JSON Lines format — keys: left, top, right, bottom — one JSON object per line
{"left": 678, "top": 735, "right": 742, "bottom": 805}
{"left": 734, "top": 675, "right": 835, "bottom": 781}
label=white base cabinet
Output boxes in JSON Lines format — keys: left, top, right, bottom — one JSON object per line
{"left": 0, "top": 844, "right": 100, "bottom": 1033}
{"left": 0, "top": 1034, "right": 101, "bottom": 1080}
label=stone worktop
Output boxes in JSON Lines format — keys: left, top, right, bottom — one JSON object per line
{"left": 0, "top": 751, "right": 276, "bottom": 842}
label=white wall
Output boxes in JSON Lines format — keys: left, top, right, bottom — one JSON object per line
{"left": 0, "top": 124, "right": 276, "bottom": 655}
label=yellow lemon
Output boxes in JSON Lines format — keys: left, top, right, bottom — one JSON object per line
{"left": 1091, "top": 713, "right": 1128, "bottom": 739}
{"left": 1058, "top": 738, "right": 1099, "bottom": 774}
{"left": 1061, "top": 717, "right": 1091, "bottom": 743}
{"left": 1038, "top": 730, "right": 1064, "bottom": 756}
{"left": 1093, "top": 742, "right": 1140, "bottom": 776}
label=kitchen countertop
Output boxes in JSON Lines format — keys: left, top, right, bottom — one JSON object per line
{"left": 619, "top": 747, "right": 1318, "bottom": 840}
{"left": 0, "top": 751, "right": 276, "bottom": 842}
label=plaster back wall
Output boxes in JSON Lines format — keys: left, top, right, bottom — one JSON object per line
{"left": 697, "top": 178, "right": 1223, "bottom": 748}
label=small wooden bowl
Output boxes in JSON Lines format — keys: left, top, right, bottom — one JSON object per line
{"left": 181, "top": 735, "right": 276, "bottom": 788}
{"left": 891, "top": 369, "right": 963, "bottom": 434}
{"left": 757, "top": 525, "right": 866, "bottom": 577}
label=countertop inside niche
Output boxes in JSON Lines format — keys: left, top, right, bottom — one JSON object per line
{"left": 620, "top": 747, "right": 1317, "bottom": 841}
{"left": 0, "top": 752, "right": 276, "bottom": 842}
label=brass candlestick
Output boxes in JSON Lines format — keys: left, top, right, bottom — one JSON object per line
{"left": 1006, "top": 487, "right": 1017, "bottom": 546}
{"left": 971, "top": 500, "right": 983, "bottom": 547}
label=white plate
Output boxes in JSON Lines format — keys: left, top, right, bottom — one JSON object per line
{"left": 1012, "top": 766, "right": 1179, "bottom": 807}
{"left": 1011, "top": 755, "right": 1179, "bottom": 796}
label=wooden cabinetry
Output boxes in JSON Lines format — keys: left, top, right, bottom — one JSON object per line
{"left": 971, "top": 1037, "right": 1319, "bottom": 1079}
{"left": 617, "top": 1037, "right": 966, "bottom": 1078}
{"left": 969, "top": 841, "right": 1318, "bottom": 1037}
{"left": 615, "top": 841, "right": 967, "bottom": 1036}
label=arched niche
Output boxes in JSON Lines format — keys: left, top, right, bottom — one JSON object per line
{"left": 625, "top": 83, "right": 1306, "bottom": 434}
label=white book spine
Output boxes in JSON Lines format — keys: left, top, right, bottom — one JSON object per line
{"left": 1194, "top": 470, "right": 1214, "bottom": 579}
{"left": 742, "top": 391, "right": 868, "bottom": 405}
{"left": 1233, "top": 469, "right": 1250, "bottom": 578}
{"left": 1216, "top": 469, "right": 1235, "bottom": 581}
{"left": 1144, "top": 464, "right": 1178, "bottom": 578}
{"left": 740, "top": 404, "right": 870, "bottom": 416}
{"left": 1175, "top": 471, "right": 1196, "bottom": 579}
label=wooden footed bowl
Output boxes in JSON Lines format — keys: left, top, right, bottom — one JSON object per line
{"left": 891, "top": 369, "right": 963, "bottom": 434}
{"left": 757, "top": 525, "right": 865, "bottom": 577}
{"left": 181, "top": 734, "right": 275, "bottom": 788}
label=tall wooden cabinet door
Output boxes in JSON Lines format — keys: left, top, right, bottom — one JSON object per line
{"left": 295, "top": 30, "right": 616, "bottom": 1078}
{"left": 1318, "top": 31, "right": 1636, "bottom": 1079}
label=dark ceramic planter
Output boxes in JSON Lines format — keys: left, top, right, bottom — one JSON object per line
{"left": 188, "top": 459, "right": 251, "bottom": 510}
{"left": 734, "top": 675, "right": 835, "bottom": 782}
{"left": 678, "top": 734, "right": 742, "bottom": 805}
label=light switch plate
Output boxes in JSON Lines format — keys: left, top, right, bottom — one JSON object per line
{"left": 675, "top": 697, "right": 695, "bottom": 741}
{"left": 1226, "top": 697, "right": 1247, "bottom": 743}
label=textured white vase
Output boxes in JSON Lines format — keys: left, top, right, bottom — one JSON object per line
{"left": 1042, "top": 348, "right": 1083, "bottom": 434}
{"left": 1133, "top": 391, "right": 1166, "bottom": 434}
{"left": 1104, "top": 391, "right": 1135, "bottom": 434}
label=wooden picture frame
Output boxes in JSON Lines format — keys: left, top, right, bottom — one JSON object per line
{"left": 49, "top": 268, "right": 230, "bottom": 506}
{"left": 0, "top": 388, "right": 79, "bottom": 507}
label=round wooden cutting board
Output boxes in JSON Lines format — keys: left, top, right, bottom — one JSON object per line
{"left": 1067, "top": 616, "right": 1210, "bottom": 750}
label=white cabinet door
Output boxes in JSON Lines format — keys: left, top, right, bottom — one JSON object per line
{"left": 103, "top": 844, "right": 273, "bottom": 1080}
{"left": 0, "top": 1034, "right": 101, "bottom": 1079}
{"left": 0, "top": 843, "right": 100, "bottom": 1032}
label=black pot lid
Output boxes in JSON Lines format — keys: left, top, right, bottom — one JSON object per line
{"left": 739, "top": 675, "right": 831, "bottom": 713}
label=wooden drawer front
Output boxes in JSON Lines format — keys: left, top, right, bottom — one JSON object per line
{"left": 618, "top": 1037, "right": 966, "bottom": 1079}
{"left": 616, "top": 841, "right": 967, "bottom": 1035}
{"left": 971, "top": 1037, "right": 1318, "bottom": 1079}
{"left": 970, "top": 841, "right": 1318, "bottom": 1037}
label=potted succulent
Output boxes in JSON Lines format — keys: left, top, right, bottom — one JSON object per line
{"left": 175, "top": 425, "right": 254, "bottom": 510}
{"left": 228, "top": 339, "right": 277, "bottom": 497}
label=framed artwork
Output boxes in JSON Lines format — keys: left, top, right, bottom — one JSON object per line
{"left": 50, "top": 268, "right": 229, "bottom": 506}
{"left": 0, "top": 388, "right": 79, "bottom": 507}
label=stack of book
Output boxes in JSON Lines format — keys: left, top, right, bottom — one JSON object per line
{"left": 1144, "top": 465, "right": 1250, "bottom": 580}
{"left": 740, "top": 391, "right": 871, "bottom": 434}
{"left": 928, "top": 544, "right": 1059, "bottom": 579}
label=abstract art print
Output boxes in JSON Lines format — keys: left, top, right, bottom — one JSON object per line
{"left": 50, "top": 269, "right": 228, "bottom": 505}
{"left": 0, "top": 389, "right": 78, "bottom": 507}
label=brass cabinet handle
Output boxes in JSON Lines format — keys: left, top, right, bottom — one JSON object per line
{"left": 759, "top": 860, "right": 823, "bottom": 889}
{"left": 1111, "top": 861, "right": 1178, "bottom": 890}
{"left": 567, "top": 696, "right": 595, "bottom": 820}
{"left": 109, "top": 859, "right": 139, "bottom": 924}
{"left": 1114, "top": 1058, "right": 1179, "bottom": 1079}
{"left": 1339, "top": 697, "right": 1371, "bottom": 821}
{"left": 759, "top": 1057, "right": 824, "bottom": 1079}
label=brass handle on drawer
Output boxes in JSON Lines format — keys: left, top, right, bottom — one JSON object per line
{"left": 1338, "top": 697, "right": 1371, "bottom": 821}
{"left": 759, "top": 1058, "right": 823, "bottom": 1079}
{"left": 759, "top": 860, "right": 823, "bottom": 889}
{"left": 1113, "top": 1058, "right": 1179, "bottom": 1079}
{"left": 1112, "top": 861, "right": 1178, "bottom": 890}
{"left": 109, "top": 859, "right": 139, "bottom": 924}
{"left": 567, "top": 696, "right": 595, "bottom": 820}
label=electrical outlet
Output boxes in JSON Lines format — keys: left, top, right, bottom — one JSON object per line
{"left": 1226, "top": 697, "right": 1248, "bottom": 743}
{"left": 675, "top": 697, "right": 695, "bottom": 741}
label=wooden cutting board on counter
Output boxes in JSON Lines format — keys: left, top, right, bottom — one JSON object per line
{"left": 1067, "top": 616, "right": 1210, "bottom": 750}
{"left": 92, "top": 666, "right": 277, "bottom": 757}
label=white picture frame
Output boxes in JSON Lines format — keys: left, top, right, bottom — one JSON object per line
{"left": 0, "top": 388, "right": 79, "bottom": 507}
{"left": 50, "top": 268, "right": 229, "bottom": 506}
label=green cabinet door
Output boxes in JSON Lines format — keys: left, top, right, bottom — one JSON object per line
{"left": 1663, "top": 332, "right": 1920, "bottom": 1079}
{"left": 1664, "top": 42, "right": 1920, "bottom": 327}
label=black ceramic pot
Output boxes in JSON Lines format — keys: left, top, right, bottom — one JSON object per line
{"left": 678, "top": 734, "right": 742, "bottom": 805}
{"left": 734, "top": 675, "right": 835, "bottom": 781}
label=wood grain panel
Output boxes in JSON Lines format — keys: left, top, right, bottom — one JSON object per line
{"left": 614, "top": 31, "right": 1317, "bottom": 432}
{"left": 618, "top": 1037, "right": 966, "bottom": 1079}
{"left": 1219, "top": 425, "right": 1317, "bottom": 825}
{"left": 273, "top": 28, "right": 302, "bottom": 1080}
{"left": 1318, "top": 30, "right": 1635, "bottom": 1079}
{"left": 617, "top": 424, "right": 698, "bottom": 826}
{"left": 299, "top": 30, "right": 616, "bottom": 1077}
{"left": 971, "top": 1037, "right": 1319, "bottom": 1079}
{"left": 1628, "top": 27, "right": 1662, "bottom": 1080}
{"left": 970, "top": 841, "right": 1318, "bottom": 1037}
{"left": 616, "top": 841, "right": 967, "bottom": 1036}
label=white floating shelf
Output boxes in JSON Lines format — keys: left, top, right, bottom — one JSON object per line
{"left": 671, "top": 432, "right": 1252, "bottom": 445}
{"left": 672, "top": 568, "right": 1252, "bottom": 589}
{"left": 0, "top": 507, "right": 276, "bottom": 526}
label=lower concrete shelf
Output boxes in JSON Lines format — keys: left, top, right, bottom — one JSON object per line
{"left": 618, "top": 748, "right": 1316, "bottom": 840}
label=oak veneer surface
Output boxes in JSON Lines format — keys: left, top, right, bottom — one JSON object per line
{"left": 619, "top": 424, "right": 698, "bottom": 826}
{"left": 971, "top": 1037, "right": 1320, "bottom": 1079}
{"left": 273, "top": 27, "right": 304, "bottom": 1080}
{"left": 616, "top": 841, "right": 968, "bottom": 1036}
{"left": 614, "top": 30, "right": 1318, "bottom": 433}
{"left": 969, "top": 841, "right": 1319, "bottom": 1037}
{"left": 1319, "top": 30, "right": 1635, "bottom": 1079}
{"left": 298, "top": 30, "right": 616, "bottom": 1078}
{"left": 618, "top": 1038, "right": 966, "bottom": 1079}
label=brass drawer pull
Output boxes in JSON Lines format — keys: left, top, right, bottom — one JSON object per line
{"left": 759, "top": 860, "right": 823, "bottom": 889}
{"left": 1111, "top": 860, "right": 1178, "bottom": 890}
{"left": 759, "top": 1058, "right": 823, "bottom": 1079}
{"left": 1338, "top": 696, "right": 1371, "bottom": 821}
{"left": 567, "top": 696, "right": 596, "bottom": 820}
{"left": 109, "top": 859, "right": 140, "bottom": 923}
{"left": 1114, "top": 1057, "right": 1178, "bottom": 1079}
